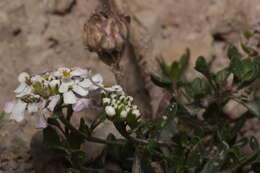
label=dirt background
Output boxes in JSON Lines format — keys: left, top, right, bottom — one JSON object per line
{"left": 1, "top": 0, "right": 260, "bottom": 172}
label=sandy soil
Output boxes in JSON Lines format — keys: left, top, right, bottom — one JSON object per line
{"left": 1, "top": 0, "right": 260, "bottom": 172}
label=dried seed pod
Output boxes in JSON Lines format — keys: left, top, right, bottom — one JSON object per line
{"left": 83, "top": 11, "right": 130, "bottom": 65}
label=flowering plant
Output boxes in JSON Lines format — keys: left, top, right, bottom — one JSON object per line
{"left": 4, "top": 6, "right": 260, "bottom": 172}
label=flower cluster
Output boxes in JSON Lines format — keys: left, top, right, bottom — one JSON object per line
{"left": 4, "top": 67, "right": 103, "bottom": 126}
{"left": 101, "top": 85, "right": 141, "bottom": 121}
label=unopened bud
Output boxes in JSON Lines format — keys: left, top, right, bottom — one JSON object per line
{"left": 83, "top": 12, "right": 130, "bottom": 65}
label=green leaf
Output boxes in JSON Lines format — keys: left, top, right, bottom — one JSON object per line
{"left": 215, "top": 68, "right": 231, "bottom": 88}
{"left": 230, "top": 54, "right": 243, "bottom": 82}
{"left": 151, "top": 74, "right": 172, "bottom": 89}
{"left": 240, "top": 58, "right": 259, "bottom": 83}
{"left": 243, "top": 30, "right": 254, "bottom": 40}
{"left": 195, "top": 56, "right": 210, "bottom": 77}
{"left": 156, "top": 56, "right": 171, "bottom": 77}
{"left": 179, "top": 49, "right": 190, "bottom": 73}
{"left": 170, "top": 49, "right": 190, "bottom": 86}
{"left": 171, "top": 61, "right": 181, "bottom": 84}
{"left": 250, "top": 136, "right": 259, "bottom": 151}
{"left": 185, "top": 78, "right": 210, "bottom": 99}
{"left": 228, "top": 45, "right": 241, "bottom": 60}
{"left": 238, "top": 101, "right": 260, "bottom": 117}
{"left": 230, "top": 57, "right": 258, "bottom": 85}
{"left": 241, "top": 43, "right": 252, "bottom": 54}
{"left": 43, "top": 126, "right": 61, "bottom": 147}
{"left": 254, "top": 56, "right": 260, "bottom": 65}
{"left": 79, "top": 118, "right": 90, "bottom": 135}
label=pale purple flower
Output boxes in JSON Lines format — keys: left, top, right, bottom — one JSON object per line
{"left": 36, "top": 112, "right": 48, "bottom": 129}
{"left": 72, "top": 98, "right": 96, "bottom": 112}
{"left": 5, "top": 100, "right": 27, "bottom": 122}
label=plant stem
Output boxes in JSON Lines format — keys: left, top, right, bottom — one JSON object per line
{"left": 59, "top": 115, "right": 126, "bottom": 146}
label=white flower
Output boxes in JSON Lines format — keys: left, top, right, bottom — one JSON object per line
{"left": 132, "top": 109, "right": 141, "bottom": 118}
{"left": 49, "top": 79, "right": 60, "bottom": 88}
{"left": 53, "top": 67, "right": 71, "bottom": 78}
{"left": 126, "top": 96, "right": 133, "bottom": 102}
{"left": 79, "top": 74, "right": 103, "bottom": 90}
{"left": 53, "top": 67, "right": 88, "bottom": 79}
{"left": 31, "top": 75, "right": 45, "bottom": 83}
{"left": 102, "top": 98, "right": 111, "bottom": 104}
{"left": 70, "top": 67, "right": 88, "bottom": 77}
{"left": 63, "top": 91, "right": 77, "bottom": 104}
{"left": 105, "top": 85, "right": 124, "bottom": 94}
{"left": 27, "top": 103, "right": 39, "bottom": 113}
{"left": 120, "top": 110, "right": 128, "bottom": 118}
{"left": 36, "top": 110, "right": 48, "bottom": 129}
{"left": 5, "top": 100, "right": 27, "bottom": 122}
{"left": 162, "top": 116, "right": 167, "bottom": 120}
{"left": 59, "top": 79, "right": 89, "bottom": 104}
{"left": 18, "top": 72, "right": 30, "bottom": 83}
{"left": 105, "top": 106, "right": 116, "bottom": 117}
{"left": 47, "top": 95, "right": 60, "bottom": 111}
{"left": 14, "top": 72, "right": 33, "bottom": 97}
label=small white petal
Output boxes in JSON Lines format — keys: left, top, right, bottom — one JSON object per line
{"left": 14, "top": 83, "right": 27, "bottom": 94}
{"left": 47, "top": 95, "right": 60, "bottom": 111}
{"left": 102, "top": 98, "right": 111, "bottom": 104}
{"left": 10, "top": 100, "right": 27, "bottom": 122}
{"left": 53, "top": 70, "right": 62, "bottom": 77}
{"left": 105, "top": 106, "right": 116, "bottom": 117}
{"left": 28, "top": 103, "right": 39, "bottom": 113}
{"left": 70, "top": 67, "right": 87, "bottom": 77}
{"left": 72, "top": 85, "right": 89, "bottom": 96}
{"left": 59, "top": 82, "right": 70, "bottom": 93}
{"left": 18, "top": 72, "right": 30, "bottom": 83}
{"left": 63, "top": 91, "right": 77, "bottom": 104}
{"left": 31, "top": 75, "right": 44, "bottom": 83}
{"left": 120, "top": 110, "right": 128, "bottom": 118}
{"left": 36, "top": 112, "right": 48, "bottom": 129}
{"left": 4, "top": 100, "right": 16, "bottom": 113}
{"left": 132, "top": 109, "right": 141, "bottom": 118}
{"left": 92, "top": 74, "right": 103, "bottom": 84}
{"left": 49, "top": 79, "right": 60, "bottom": 87}
{"left": 78, "top": 79, "right": 92, "bottom": 88}
{"left": 38, "top": 100, "right": 47, "bottom": 110}
{"left": 162, "top": 116, "right": 167, "bottom": 120}
{"left": 16, "top": 86, "right": 33, "bottom": 97}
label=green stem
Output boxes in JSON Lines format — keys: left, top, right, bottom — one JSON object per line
{"left": 59, "top": 115, "right": 126, "bottom": 146}
{"left": 65, "top": 105, "right": 73, "bottom": 137}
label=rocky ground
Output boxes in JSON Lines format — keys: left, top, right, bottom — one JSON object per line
{"left": 1, "top": 0, "right": 260, "bottom": 172}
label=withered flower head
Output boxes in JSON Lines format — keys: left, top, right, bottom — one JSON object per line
{"left": 83, "top": 11, "right": 130, "bottom": 65}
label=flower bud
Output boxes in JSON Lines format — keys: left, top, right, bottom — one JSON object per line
{"left": 83, "top": 12, "right": 130, "bottom": 65}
